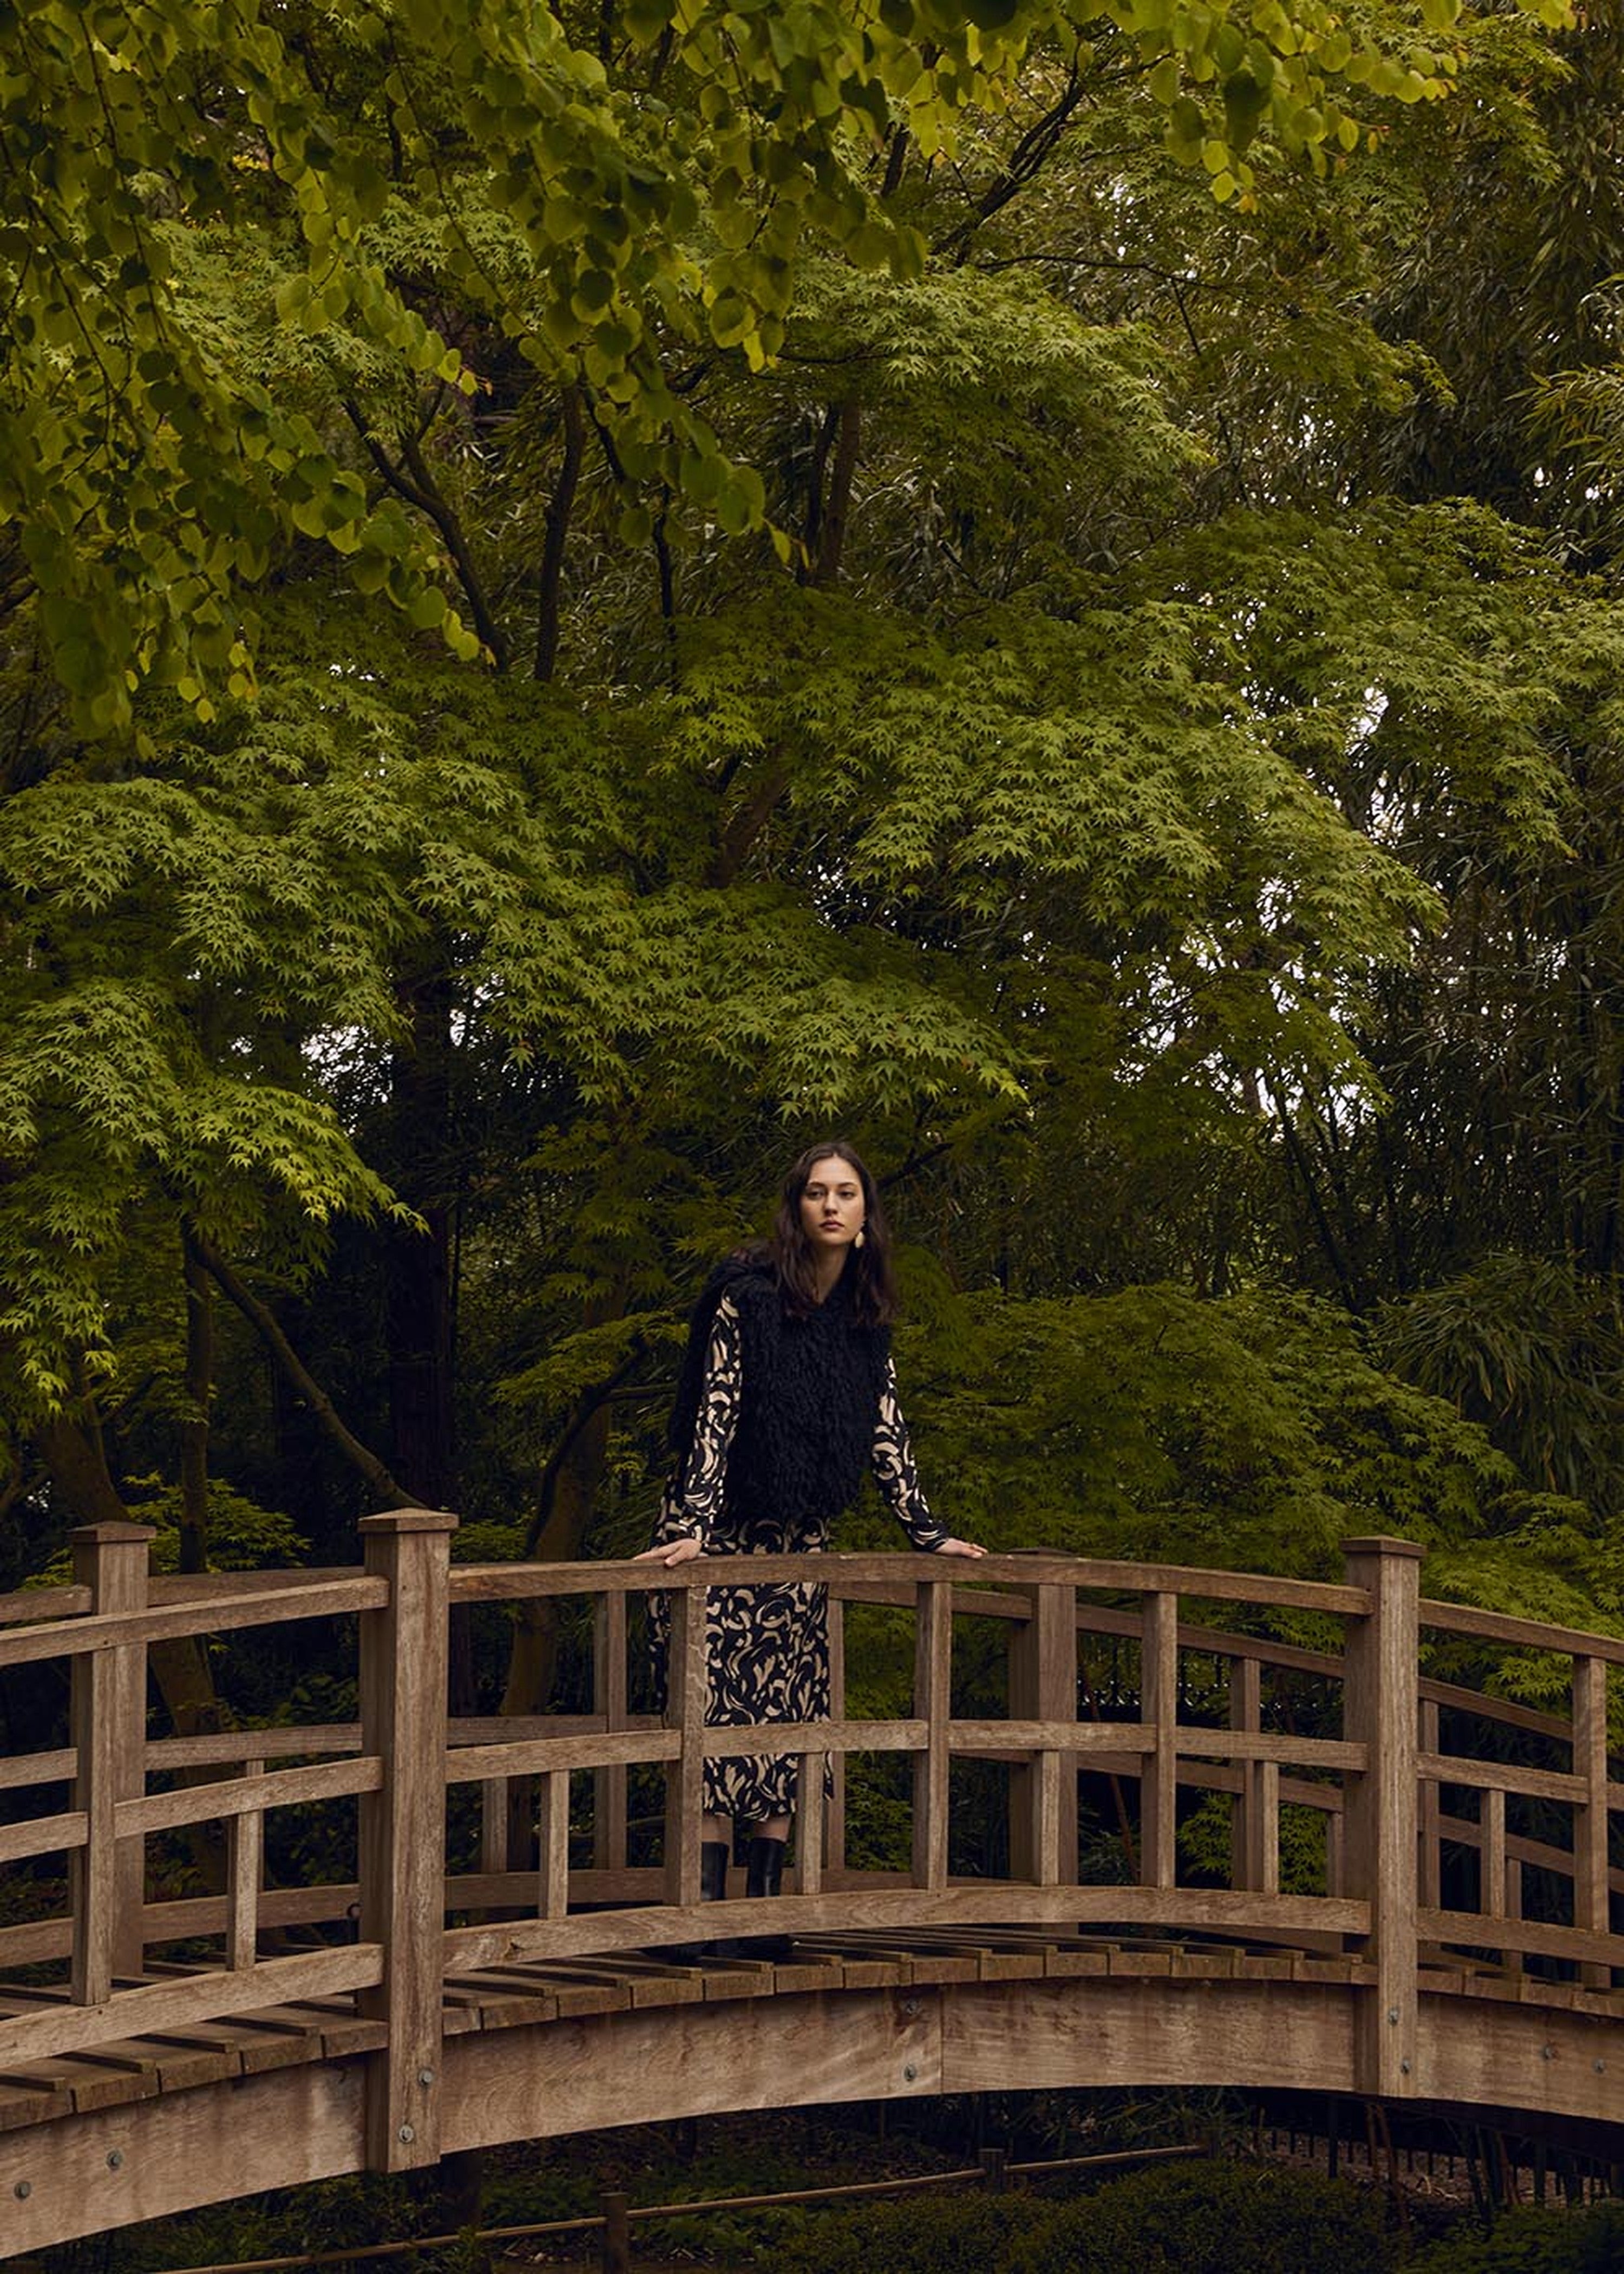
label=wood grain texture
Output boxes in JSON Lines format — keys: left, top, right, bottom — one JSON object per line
{"left": 0, "top": 1947, "right": 383, "bottom": 2069}
{"left": 0, "top": 1579, "right": 389, "bottom": 1669}
{"left": 1343, "top": 1538, "right": 1422, "bottom": 2097}
{"left": 70, "top": 1526, "right": 150, "bottom": 2003}
{"left": 357, "top": 1512, "right": 454, "bottom": 2172}
{"left": 16, "top": 1525, "right": 1624, "bottom": 2260}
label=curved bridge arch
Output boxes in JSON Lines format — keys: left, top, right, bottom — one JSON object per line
{"left": 3, "top": 1527, "right": 1623, "bottom": 2253}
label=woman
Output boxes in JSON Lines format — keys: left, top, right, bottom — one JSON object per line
{"left": 636, "top": 1141, "right": 984, "bottom": 1918}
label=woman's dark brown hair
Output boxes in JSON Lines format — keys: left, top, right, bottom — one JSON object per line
{"left": 771, "top": 1140, "right": 898, "bottom": 1325}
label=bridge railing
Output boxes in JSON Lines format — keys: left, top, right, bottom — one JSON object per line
{"left": 1, "top": 1522, "right": 1620, "bottom": 2167}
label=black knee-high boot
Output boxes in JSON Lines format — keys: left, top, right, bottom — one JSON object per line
{"left": 700, "top": 1841, "right": 730, "bottom": 1903}
{"left": 745, "top": 1834, "right": 785, "bottom": 1898}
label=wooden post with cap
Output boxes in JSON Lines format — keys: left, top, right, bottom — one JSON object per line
{"left": 1342, "top": 1534, "right": 1423, "bottom": 2100}
{"left": 358, "top": 1508, "right": 455, "bottom": 2172}
{"left": 70, "top": 1522, "right": 154, "bottom": 2003}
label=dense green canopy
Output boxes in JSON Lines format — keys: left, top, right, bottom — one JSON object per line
{"left": 6, "top": 0, "right": 1623, "bottom": 1693}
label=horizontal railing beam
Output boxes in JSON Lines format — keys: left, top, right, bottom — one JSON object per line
{"left": 0, "top": 1577, "right": 389, "bottom": 1667}
{"left": 448, "top": 1552, "right": 1371, "bottom": 1616}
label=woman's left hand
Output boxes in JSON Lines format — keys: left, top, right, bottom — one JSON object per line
{"left": 934, "top": 1535, "right": 986, "bottom": 1558}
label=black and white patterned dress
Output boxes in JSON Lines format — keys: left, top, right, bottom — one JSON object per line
{"left": 651, "top": 1291, "right": 947, "bottom": 1822}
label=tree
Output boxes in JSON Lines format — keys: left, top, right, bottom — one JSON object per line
{"left": 4, "top": 0, "right": 1606, "bottom": 1720}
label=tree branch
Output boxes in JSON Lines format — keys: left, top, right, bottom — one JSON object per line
{"left": 194, "top": 1239, "right": 425, "bottom": 1509}
{"left": 812, "top": 399, "right": 861, "bottom": 587}
{"left": 521, "top": 1335, "right": 650, "bottom": 1560}
{"left": 935, "top": 71, "right": 1082, "bottom": 263}
{"left": 535, "top": 382, "right": 585, "bottom": 682}
{"left": 344, "top": 399, "right": 510, "bottom": 670}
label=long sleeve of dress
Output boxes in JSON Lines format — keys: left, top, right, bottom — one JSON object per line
{"left": 661, "top": 1295, "right": 742, "bottom": 1545}
{"left": 872, "top": 1355, "right": 948, "bottom": 1550}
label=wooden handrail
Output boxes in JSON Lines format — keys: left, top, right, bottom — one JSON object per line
{"left": 446, "top": 1551, "right": 1372, "bottom": 1614}
{"left": 5, "top": 1523, "right": 1624, "bottom": 2170}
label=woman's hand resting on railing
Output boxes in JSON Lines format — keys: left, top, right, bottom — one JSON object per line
{"left": 633, "top": 1533, "right": 705, "bottom": 1567}
{"left": 632, "top": 1532, "right": 985, "bottom": 1566}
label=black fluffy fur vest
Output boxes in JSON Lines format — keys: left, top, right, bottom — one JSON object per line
{"left": 668, "top": 1254, "right": 889, "bottom": 1528}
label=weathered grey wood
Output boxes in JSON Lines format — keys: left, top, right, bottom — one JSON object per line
{"left": 0, "top": 1744, "right": 77, "bottom": 1795}
{"left": 357, "top": 1510, "right": 455, "bottom": 2173}
{"left": 0, "top": 1582, "right": 92, "bottom": 1626}
{"left": 70, "top": 1525, "right": 153, "bottom": 2003}
{"left": 0, "top": 1578, "right": 388, "bottom": 1668}
{"left": 449, "top": 1552, "right": 1369, "bottom": 1615}
{"left": 1418, "top": 1698, "right": 1441, "bottom": 1909}
{"left": 1257, "top": 1761, "right": 1280, "bottom": 1896}
{"left": 1326, "top": 1808, "right": 1345, "bottom": 1899}
{"left": 1140, "top": 1592, "right": 1178, "bottom": 1892}
{"left": 1342, "top": 1535, "right": 1423, "bottom": 2097}
{"left": 912, "top": 1579, "right": 951, "bottom": 1892}
{"left": 537, "top": 1773, "right": 571, "bottom": 1920}
{"left": 1418, "top": 1906, "right": 1624, "bottom": 1970}
{"left": 1009, "top": 1582, "right": 1075, "bottom": 1887}
{"left": 145, "top": 1725, "right": 362, "bottom": 1771}
{"left": 664, "top": 1586, "right": 706, "bottom": 1907}
{"left": 449, "top": 1730, "right": 681, "bottom": 1781}
{"left": 1419, "top": 1751, "right": 1584, "bottom": 1804}
{"left": 16, "top": 1531, "right": 1624, "bottom": 2261}
{"left": 592, "top": 1592, "right": 628, "bottom": 1875}
{"left": 0, "top": 1946, "right": 382, "bottom": 2068}
{"left": 1422, "top": 1597, "right": 1624, "bottom": 1665}
{"left": 1572, "top": 1654, "right": 1611, "bottom": 1988}
{"left": 226, "top": 1762, "right": 264, "bottom": 1974}
{"left": 827, "top": 1593, "right": 847, "bottom": 1874}
{"left": 1481, "top": 1786, "right": 1507, "bottom": 1922}
{"left": 797, "top": 1750, "right": 825, "bottom": 1894}
{"left": 1230, "top": 1657, "right": 1263, "bottom": 1892}
{"left": 117, "top": 1755, "right": 383, "bottom": 1839}
{"left": 0, "top": 1811, "right": 88, "bottom": 1867}
{"left": 1169, "top": 1730, "right": 1363, "bottom": 1769}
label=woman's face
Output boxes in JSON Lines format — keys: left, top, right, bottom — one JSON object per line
{"left": 799, "top": 1154, "right": 866, "bottom": 1256}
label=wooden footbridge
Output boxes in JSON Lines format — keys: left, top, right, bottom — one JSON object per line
{"left": 4, "top": 1520, "right": 1624, "bottom": 2256}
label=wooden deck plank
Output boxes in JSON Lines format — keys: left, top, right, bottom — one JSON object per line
{"left": 0, "top": 2070, "right": 75, "bottom": 2132}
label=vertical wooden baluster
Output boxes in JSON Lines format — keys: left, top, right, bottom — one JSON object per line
{"left": 1010, "top": 1580, "right": 1075, "bottom": 1887}
{"left": 226, "top": 1759, "right": 264, "bottom": 1972}
{"left": 1507, "top": 1837, "right": 1524, "bottom": 1970}
{"left": 537, "top": 1770, "right": 571, "bottom": 1919}
{"left": 913, "top": 1575, "right": 951, "bottom": 1891}
{"left": 827, "top": 1592, "right": 847, "bottom": 1878}
{"left": 70, "top": 1522, "right": 154, "bottom": 2004}
{"left": 358, "top": 1508, "right": 455, "bottom": 2173}
{"left": 1258, "top": 1761, "right": 1280, "bottom": 1896}
{"left": 1573, "top": 1655, "right": 1610, "bottom": 1988}
{"left": 664, "top": 1578, "right": 706, "bottom": 1908}
{"left": 1140, "top": 1591, "right": 1178, "bottom": 1891}
{"left": 480, "top": 1776, "right": 508, "bottom": 1904}
{"left": 1230, "top": 1655, "right": 1262, "bottom": 1893}
{"left": 1326, "top": 1806, "right": 1344, "bottom": 1900}
{"left": 798, "top": 1750, "right": 824, "bottom": 1897}
{"left": 593, "top": 1591, "right": 629, "bottom": 1878}
{"left": 1341, "top": 1534, "right": 1423, "bottom": 2100}
{"left": 1418, "top": 1697, "right": 1440, "bottom": 1913}
{"left": 1482, "top": 1786, "right": 1507, "bottom": 1924}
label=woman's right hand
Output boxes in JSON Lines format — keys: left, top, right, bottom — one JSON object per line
{"left": 633, "top": 1532, "right": 705, "bottom": 1566}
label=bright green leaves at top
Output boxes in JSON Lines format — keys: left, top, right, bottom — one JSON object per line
{"left": 1125, "top": 0, "right": 1573, "bottom": 204}
{"left": 2, "top": 0, "right": 1583, "bottom": 729}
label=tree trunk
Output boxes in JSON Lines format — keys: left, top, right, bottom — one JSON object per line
{"left": 179, "top": 1229, "right": 213, "bottom": 1576}
{"left": 384, "top": 954, "right": 473, "bottom": 1707}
